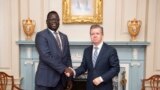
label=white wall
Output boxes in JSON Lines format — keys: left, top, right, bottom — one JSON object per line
{"left": 0, "top": 0, "right": 19, "bottom": 78}
{"left": 145, "top": 0, "right": 160, "bottom": 77}
{"left": 19, "top": 0, "right": 147, "bottom": 41}
{"left": 0, "top": 0, "right": 160, "bottom": 79}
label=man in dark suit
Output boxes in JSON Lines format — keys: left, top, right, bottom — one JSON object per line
{"left": 35, "top": 11, "right": 73, "bottom": 90}
{"left": 67, "top": 24, "right": 120, "bottom": 90}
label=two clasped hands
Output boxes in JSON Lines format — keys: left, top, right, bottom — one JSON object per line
{"left": 64, "top": 67, "right": 103, "bottom": 86}
{"left": 64, "top": 67, "right": 74, "bottom": 77}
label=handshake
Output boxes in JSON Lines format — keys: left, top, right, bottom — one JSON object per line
{"left": 64, "top": 67, "right": 75, "bottom": 77}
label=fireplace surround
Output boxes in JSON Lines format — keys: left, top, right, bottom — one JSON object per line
{"left": 17, "top": 41, "right": 149, "bottom": 90}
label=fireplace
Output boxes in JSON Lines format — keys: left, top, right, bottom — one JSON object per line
{"left": 17, "top": 41, "right": 149, "bottom": 90}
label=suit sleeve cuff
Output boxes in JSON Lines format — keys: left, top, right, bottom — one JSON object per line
{"left": 99, "top": 76, "right": 104, "bottom": 82}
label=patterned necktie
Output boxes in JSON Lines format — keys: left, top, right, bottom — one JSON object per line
{"left": 92, "top": 47, "right": 98, "bottom": 67}
{"left": 55, "top": 32, "right": 62, "bottom": 50}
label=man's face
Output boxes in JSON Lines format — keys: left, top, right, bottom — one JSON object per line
{"left": 90, "top": 28, "right": 103, "bottom": 46}
{"left": 46, "top": 13, "right": 60, "bottom": 31}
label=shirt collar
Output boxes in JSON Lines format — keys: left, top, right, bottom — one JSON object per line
{"left": 48, "top": 28, "right": 59, "bottom": 34}
{"left": 93, "top": 41, "right": 103, "bottom": 49}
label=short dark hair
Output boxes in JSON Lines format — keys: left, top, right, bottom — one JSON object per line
{"left": 90, "top": 24, "right": 103, "bottom": 35}
{"left": 47, "top": 11, "right": 59, "bottom": 20}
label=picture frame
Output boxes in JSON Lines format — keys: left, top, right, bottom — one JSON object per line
{"left": 62, "top": 0, "right": 103, "bottom": 24}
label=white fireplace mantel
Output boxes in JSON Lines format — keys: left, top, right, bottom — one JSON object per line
{"left": 17, "top": 41, "right": 149, "bottom": 90}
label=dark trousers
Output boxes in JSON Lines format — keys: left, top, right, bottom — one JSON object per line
{"left": 35, "top": 80, "right": 65, "bottom": 90}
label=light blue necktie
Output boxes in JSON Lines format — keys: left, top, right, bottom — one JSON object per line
{"left": 92, "top": 47, "right": 98, "bottom": 67}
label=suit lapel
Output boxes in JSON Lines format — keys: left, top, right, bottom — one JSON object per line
{"left": 59, "top": 32, "right": 65, "bottom": 55}
{"left": 47, "top": 29, "right": 58, "bottom": 47}
{"left": 47, "top": 29, "right": 62, "bottom": 55}
{"left": 59, "top": 33, "right": 64, "bottom": 51}
{"left": 89, "top": 46, "right": 94, "bottom": 68}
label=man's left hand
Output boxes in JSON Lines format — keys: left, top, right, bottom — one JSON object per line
{"left": 92, "top": 77, "right": 103, "bottom": 86}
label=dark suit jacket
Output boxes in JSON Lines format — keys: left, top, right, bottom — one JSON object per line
{"left": 35, "top": 29, "right": 72, "bottom": 87}
{"left": 75, "top": 43, "right": 120, "bottom": 90}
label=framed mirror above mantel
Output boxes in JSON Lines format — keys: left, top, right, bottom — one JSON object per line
{"left": 16, "top": 41, "right": 149, "bottom": 90}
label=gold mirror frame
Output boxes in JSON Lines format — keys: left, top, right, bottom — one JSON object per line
{"left": 62, "top": 0, "right": 103, "bottom": 24}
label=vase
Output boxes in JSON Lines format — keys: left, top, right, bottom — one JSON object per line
{"left": 127, "top": 18, "right": 142, "bottom": 41}
{"left": 22, "top": 17, "right": 36, "bottom": 40}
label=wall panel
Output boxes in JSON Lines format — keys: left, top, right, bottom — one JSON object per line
{"left": 116, "top": 0, "right": 146, "bottom": 41}
{"left": 155, "top": 0, "right": 160, "bottom": 71}
{"left": 20, "top": 0, "right": 47, "bottom": 40}
{"left": 0, "top": 0, "right": 12, "bottom": 69}
{"left": 145, "top": 0, "right": 157, "bottom": 77}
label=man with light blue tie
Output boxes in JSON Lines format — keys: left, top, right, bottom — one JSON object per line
{"left": 67, "top": 24, "right": 120, "bottom": 90}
